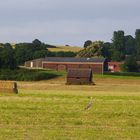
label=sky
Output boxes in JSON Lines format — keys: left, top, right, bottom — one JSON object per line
{"left": 0, "top": 0, "right": 140, "bottom": 46}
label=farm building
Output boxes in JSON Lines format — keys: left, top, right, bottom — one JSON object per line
{"left": 25, "top": 57, "right": 106, "bottom": 74}
{"left": 24, "top": 58, "right": 43, "bottom": 68}
{"left": 108, "top": 62, "right": 124, "bottom": 72}
{"left": 66, "top": 68, "right": 93, "bottom": 85}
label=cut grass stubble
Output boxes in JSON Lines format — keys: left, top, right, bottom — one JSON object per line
{"left": 0, "top": 75, "right": 140, "bottom": 140}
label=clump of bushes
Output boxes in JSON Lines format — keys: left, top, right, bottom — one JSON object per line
{"left": 121, "top": 55, "right": 139, "bottom": 72}
{"left": 104, "top": 72, "right": 140, "bottom": 77}
{"left": 0, "top": 69, "right": 64, "bottom": 81}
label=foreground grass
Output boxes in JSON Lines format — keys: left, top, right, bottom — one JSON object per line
{"left": 0, "top": 91, "right": 140, "bottom": 140}
{"left": 0, "top": 76, "right": 140, "bottom": 140}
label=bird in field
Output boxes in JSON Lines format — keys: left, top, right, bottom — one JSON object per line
{"left": 84, "top": 97, "right": 94, "bottom": 110}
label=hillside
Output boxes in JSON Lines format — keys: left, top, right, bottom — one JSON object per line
{"left": 10, "top": 43, "right": 82, "bottom": 52}
{"left": 47, "top": 45, "right": 82, "bottom": 52}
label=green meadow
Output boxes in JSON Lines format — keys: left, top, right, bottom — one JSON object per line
{"left": 0, "top": 74, "right": 140, "bottom": 140}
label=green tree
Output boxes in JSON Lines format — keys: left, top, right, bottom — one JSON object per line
{"left": 135, "top": 29, "right": 140, "bottom": 60}
{"left": 14, "top": 40, "right": 53, "bottom": 65}
{"left": 77, "top": 41, "right": 103, "bottom": 57}
{"left": 0, "top": 43, "right": 16, "bottom": 69}
{"left": 14, "top": 43, "right": 34, "bottom": 65}
{"left": 125, "top": 35, "right": 135, "bottom": 55}
{"left": 33, "top": 50, "right": 50, "bottom": 58}
{"left": 122, "top": 55, "right": 138, "bottom": 72}
{"left": 32, "top": 39, "right": 42, "bottom": 47}
{"left": 54, "top": 51, "right": 76, "bottom": 57}
{"left": 83, "top": 40, "right": 92, "bottom": 48}
{"left": 101, "top": 42, "right": 112, "bottom": 60}
{"left": 0, "top": 48, "right": 2, "bottom": 68}
{"left": 112, "top": 30, "right": 125, "bottom": 61}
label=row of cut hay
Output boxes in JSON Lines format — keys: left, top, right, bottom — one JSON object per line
{"left": 0, "top": 81, "right": 18, "bottom": 93}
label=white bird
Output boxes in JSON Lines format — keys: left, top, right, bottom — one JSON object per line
{"left": 84, "top": 97, "right": 94, "bottom": 110}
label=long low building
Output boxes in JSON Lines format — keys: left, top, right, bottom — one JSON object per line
{"left": 108, "top": 61, "right": 124, "bottom": 72}
{"left": 24, "top": 57, "right": 106, "bottom": 74}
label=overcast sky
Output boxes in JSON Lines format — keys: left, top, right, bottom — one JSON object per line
{"left": 0, "top": 0, "right": 140, "bottom": 46}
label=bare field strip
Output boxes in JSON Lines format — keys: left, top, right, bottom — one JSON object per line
{"left": 47, "top": 46, "right": 82, "bottom": 52}
{"left": 17, "top": 76, "right": 140, "bottom": 94}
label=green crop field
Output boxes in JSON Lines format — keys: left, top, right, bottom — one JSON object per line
{"left": 0, "top": 74, "right": 140, "bottom": 140}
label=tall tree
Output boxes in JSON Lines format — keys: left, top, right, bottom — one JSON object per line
{"left": 101, "top": 42, "right": 112, "bottom": 60}
{"left": 125, "top": 35, "right": 135, "bottom": 55}
{"left": 135, "top": 29, "right": 140, "bottom": 60}
{"left": 0, "top": 43, "right": 16, "bottom": 69}
{"left": 122, "top": 55, "right": 138, "bottom": 72}
{"left": 111, "top": 30, "right": 125, "bottom": 61}
{"left": 32, "top": 39, "right": 42, "bottom": 47}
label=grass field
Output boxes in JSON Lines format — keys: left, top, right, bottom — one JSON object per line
{"left": 0, "top": 74, "right": 140, "bottom": 140}
{"left": 47, "top": 45, "right": 82, "bottom": 52}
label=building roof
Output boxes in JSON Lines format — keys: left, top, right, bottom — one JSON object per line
{"left": 108, "top": 61, "right": 124, "bottom": 64}
{"left": 67, "top": 68, "right": 92, "bottom": 78}
{"left": 44, "top": 57, "right": 105, "bottom": 63}
{"left": 25, "top": 58, "right": 44, "bottom": 63}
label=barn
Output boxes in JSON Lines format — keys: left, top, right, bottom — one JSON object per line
{"left": 24, "top": 58, "right": 44, "bottom": 68}
{"left": 108, "top": 62, "right": 124, "bottom": 72}
{"left": 66, "top": 68, "right": 93, "bottom": 85}
{"left": 24, "top": 57, "right": 106, "bottom": 74}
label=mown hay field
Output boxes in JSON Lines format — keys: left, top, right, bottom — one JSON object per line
{"left": 47, "top": 46, "right": 82, "bottom": 52}
{"left": 0, "top": 75, "right": 140, "bottom": 140}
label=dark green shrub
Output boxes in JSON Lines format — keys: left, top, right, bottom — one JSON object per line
{"left": 0, "top": 69, "right": 64, "bottom": 81}
{"left": 104, "top": 72, "right": 140, "bottom": 77}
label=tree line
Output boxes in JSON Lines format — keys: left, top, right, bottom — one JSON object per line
{"left": 78, "top": 29, "right": 140, "bottom": 72}
{"left": 0, "top": 39, "right": 76, "bottom": 69}
{"left": 0, "top": 29, "right": 140, "bottom": 72}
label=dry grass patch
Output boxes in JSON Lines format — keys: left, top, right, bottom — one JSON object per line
{"left": 0, "top": 75, "right": 140, "bottom": 139}
{"left": 48, "top": 46, "right": 82, "bottom": 52}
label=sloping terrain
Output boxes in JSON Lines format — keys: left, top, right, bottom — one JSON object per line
{"left": 47, "top": 45, "right": 82, "bottom": 52}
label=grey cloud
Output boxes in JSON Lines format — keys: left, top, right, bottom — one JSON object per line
{"left": 0, "top": 0, "right": 140, "bottom": 46}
